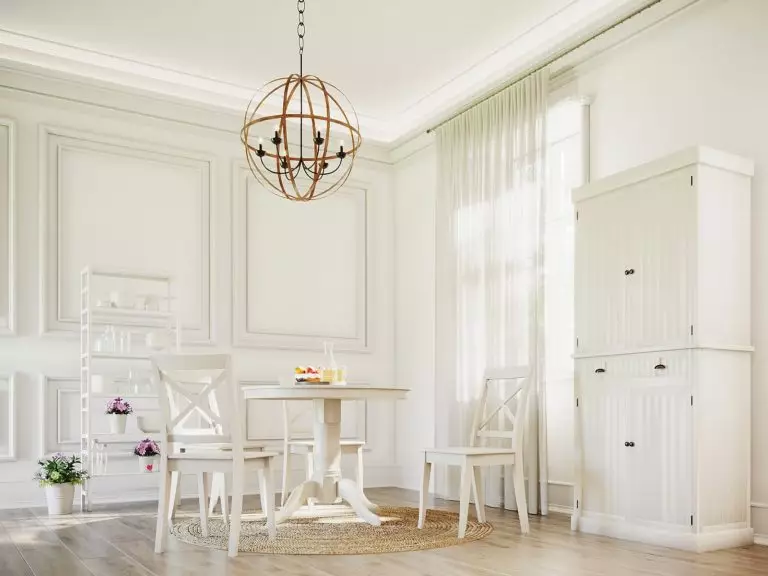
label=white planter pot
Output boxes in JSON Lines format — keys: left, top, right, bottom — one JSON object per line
{"left": 109, "top": 414, "right": 128, "bottom": 434}
{"left": 138, "top": 456, "right": 157, "bottom": 473}
{"left": 45, "top": 483, "right": 75, "bottom": 515}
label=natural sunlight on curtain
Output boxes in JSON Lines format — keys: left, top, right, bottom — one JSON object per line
{"left": 435, "top": 86, "right": 585, "bottom": 511}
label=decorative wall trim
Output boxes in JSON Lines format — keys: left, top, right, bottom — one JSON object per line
{"left": 232, "top": 163, "right": 370, "bottom": 351}
{"left": 0, "top": 374, "right": 16, "bottom": 461}
{"left": 0, "top": 119, "right": 15, "bottom": 336}
{"left": 38, "top": 376, "right": 79, "bottom": 457}
{"left": 38, "top": 125, "right": 214, "bottom": 343}
{"left": 56, "top": 389, "right": 80, "bottom": 446}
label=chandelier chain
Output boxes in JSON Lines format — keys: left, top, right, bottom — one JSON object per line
{"left": 297, "top": 0, "right": 305, "bottom": 57}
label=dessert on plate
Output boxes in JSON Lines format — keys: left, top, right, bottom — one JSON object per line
{"left": 294, "top": 366, "right": 324, "bottom": 384}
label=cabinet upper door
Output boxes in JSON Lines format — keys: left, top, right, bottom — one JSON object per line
{"left": 575, "top": 190, "right": 629, "bottom": 354}
{"left": 623, "top": 169, "right": 694, "bottom": 351}
{"left": 626, "top": 378, "right": 693, "bottom": 529}
{"left": 575, "top": 168, "right": 694, "bottom": 354}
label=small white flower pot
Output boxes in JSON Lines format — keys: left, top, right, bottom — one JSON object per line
{"left": 109, "top": 414, "right": 128, "bottom": 434}
{"left": 45, "top": 483, "right": 75, "bottom": 515}
{"left": 138, "top": 456, "right": 157, "bottom": 473}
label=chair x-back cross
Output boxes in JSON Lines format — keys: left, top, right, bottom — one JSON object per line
{"left": 152, "top": 353, "right": 278, "bottom": 558}
{"left": 418, "top": 366, "right": 531, "bottom": 538}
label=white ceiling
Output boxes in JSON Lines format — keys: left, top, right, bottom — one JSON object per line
{"left": 0, "top": 0, "right": 636, "bottom": 143}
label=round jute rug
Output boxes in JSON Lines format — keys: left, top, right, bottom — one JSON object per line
{"left": 170, "top": 505, "right": 493, "bottom": 555}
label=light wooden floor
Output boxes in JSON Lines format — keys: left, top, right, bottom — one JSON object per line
{"left": 1, "top": 488, "right": 767, "bottom": 575}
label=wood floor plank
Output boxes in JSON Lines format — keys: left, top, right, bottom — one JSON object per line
{"left": 0, "top": 524, "right": 34, "bottom": 576}
{"left": 81, "top": 556, "right": 153, "bottom": 576}
{"left": 5, "top": 489, "right": 768, "bottom": 575}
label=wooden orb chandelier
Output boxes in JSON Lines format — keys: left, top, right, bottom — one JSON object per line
{"left": 241, "top": 0, "right": 362, "bottom": 202}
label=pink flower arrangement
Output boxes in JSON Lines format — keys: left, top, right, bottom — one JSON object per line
{"left": 105, "top": 397, "right": 133, "bottom": 415}
{"left": 134, "top": 438, "right": 160, "bottom": 457}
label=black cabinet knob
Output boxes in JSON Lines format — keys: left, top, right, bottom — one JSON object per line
{"left": 624, "top": 268, "right": 636, "bottom": 276}
{"left": 654, "top": 363, "right": 667, "bottom": 370}
{"left": 624, "top": 442, "right": 630, "bottom": 447}
{"left": 628, "top": 441, "right": 635, "bottom": 447}
{"left": 595, "top": 368, "right": 606, "bottom": 374}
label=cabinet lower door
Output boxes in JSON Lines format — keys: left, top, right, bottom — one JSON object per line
{"left": 626, "top": 381, "right": 693, "bottom": 529}
{"left": 580, "top": 381, "right": 628, "bottom": 519}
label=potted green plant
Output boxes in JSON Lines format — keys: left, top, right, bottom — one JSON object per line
{"left": 34, "top": 453, "right": 88, "bottom": 515}
{"left": 134, "top": 438, "right": 160, "bottom": 473}
{"left": 105, "top": 397, "right": 133, "bottom": 434}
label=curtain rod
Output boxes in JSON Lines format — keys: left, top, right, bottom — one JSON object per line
{"left": 425, "top": 0, "right": 664, "bottom": 134}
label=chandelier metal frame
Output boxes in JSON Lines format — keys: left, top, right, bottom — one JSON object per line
{"left": 241, "top": 0, "right": 362, "bottom": 201}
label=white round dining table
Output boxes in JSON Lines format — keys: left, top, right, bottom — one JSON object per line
{"left": 241, "top": 384, "right": 409, "bottom": 525}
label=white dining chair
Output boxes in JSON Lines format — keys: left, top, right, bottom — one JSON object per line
{"left": 280, "top": 400, "right": 365, "bottom": 506}
{"left": 152, "top": 353, "right": 278, "bottom": 557}
{"left": 418, "top": 366, "right": 531, "bottom": 538}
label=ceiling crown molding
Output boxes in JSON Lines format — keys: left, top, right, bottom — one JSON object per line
{"left": 0, "top": 0, "right": 661, "bottom": 146}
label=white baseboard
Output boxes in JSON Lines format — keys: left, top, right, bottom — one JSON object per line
{"left": 578, "top": 514, "right": 754, "bottom": 552}
{"left": 753, "top": 534, "right": 768, "bottom": 546}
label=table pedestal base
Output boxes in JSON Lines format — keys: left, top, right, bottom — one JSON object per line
{"left": 277, "top": 478, "right": 380, "bottom": 525}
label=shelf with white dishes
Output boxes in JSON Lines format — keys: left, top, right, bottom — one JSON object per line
{"left": 80, "top": 266, "right": 180, "bottom": 511}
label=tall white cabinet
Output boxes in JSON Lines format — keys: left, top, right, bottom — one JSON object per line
{"left": 572, "top": 147, "right": 754, "bottom": 552}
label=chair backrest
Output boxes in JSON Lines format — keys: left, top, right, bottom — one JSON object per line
{"left": 152, "top": 353, "right": 243, "bottom": 455}
{"left": 468, "top": 366, "right": 530, "bottom": 449}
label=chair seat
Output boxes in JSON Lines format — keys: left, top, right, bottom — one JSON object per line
{"left": 288, "top": 439, "right": 365, "bottom": 447}
{"left": 425, "top": 447, "right": 516, "bottom": 456}
{"left": 170, "top": 450, "right": 279, "bottom": 460}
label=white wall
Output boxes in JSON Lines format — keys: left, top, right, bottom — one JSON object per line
{"left": 0, "top": 67, "right": 397, "bottom": 507}
{"left": 574, "top": 0, "right": 768, "bottom": 538}
{"left": 393, "top": 143, "right": 437, "bottom": 490}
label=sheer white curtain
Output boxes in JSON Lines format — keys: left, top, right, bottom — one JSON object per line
{"left": 434, "top": 71, "right": 549, "bottom": 509}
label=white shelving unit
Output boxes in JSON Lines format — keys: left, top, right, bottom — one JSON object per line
{"left": 79, "top": 266, "right": 180, "bottom": 511}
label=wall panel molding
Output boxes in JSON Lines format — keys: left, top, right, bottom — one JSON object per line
{"left": 38, "top": 125, "right": 214, "bottom": 343}
{"left": 232, "top": 163, "right": 370, "bottom": 351}
{"left": 0, "top": 119, "right": 15, "bottom": 335}
{"left": 38, "top": 376, "right": 79, "bottom": 457}
{"left": 0, "top": 374, "right": 16, "bottom": 461}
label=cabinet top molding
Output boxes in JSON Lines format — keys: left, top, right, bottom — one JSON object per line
{"left": 573, "top": 146, "right": 754, "bottom": 203}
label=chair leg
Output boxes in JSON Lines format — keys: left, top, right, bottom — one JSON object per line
{"left": 356, "top": 446, "right": 365, "bottom": 489}
{"left": 168, "top": 471, "right": 181, "bottom": 521}
{"left": 221, "top": 474, "right": 229, "bottom": 525}
{"left": 260, "top": 464, "right": 277, "bottom": 539}
{"left": 306, "top": 452, "right": 316, "bottom": 507}
{"left": 472, "top": 466, "right": 486, "bottom": 523}
{"left": 228, "top": 465, "right": 244, "bottom": 558}
{"left": 259, "top": 468, "right": 269, "bottom": 513}
{"left": 281, "top": 449, "right": 292, "bottom": 507}
{"left": 512, "top": 461, "right": 530, "bottom": 535}
{"left": 458, "top": 461, "right": 472, "bottom": 539}
{"left": 418, "top": 459, "right": 432, "bottom": 529}
{"left": 197, "top": 473, "right": 210, "bottom": 538}
{"left": 208, "top": 473, "right": 222, "bottom": 516}
{"left": 306, "top": 451, "right": 314, "bottom": 480}
{"left": 154, "top": 463, "right": 172, "bottom": 554}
